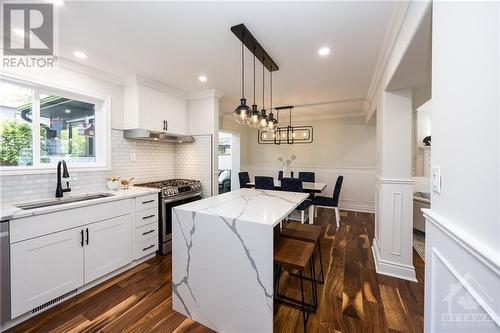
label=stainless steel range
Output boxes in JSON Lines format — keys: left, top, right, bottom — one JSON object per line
{"left": 135, "top": 179, "right": 202, "bottom": 255}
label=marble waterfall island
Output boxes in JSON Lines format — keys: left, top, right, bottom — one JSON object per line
{"left": 172, "top": 188, "right": 308, "bottom": 332}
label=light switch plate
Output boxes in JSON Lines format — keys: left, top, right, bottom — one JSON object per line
{"left": 432, "top": 165, "right": 441, "bottom": 194}
{"left": 130, "top": 152, "right": 136, "bottom": 162}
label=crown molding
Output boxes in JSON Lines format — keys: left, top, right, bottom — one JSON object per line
{"left": 188, "top": 89, "right": 224, "bottom": 100}
{"left": 56, "top": 57, "right": 125, "bottom": 86}
{"left": 219, "top": 110, "right": 366, "bottom": 123}
{"left": 123, "top": 75, "right": 187, "bottom": 99}
{"left": 363, "top": 1, "right": 411, "bottom": 123}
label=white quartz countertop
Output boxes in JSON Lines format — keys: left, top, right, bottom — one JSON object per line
{"left": 174, "top": 188, "right": 308, "bottom": 227}
{"left": 0, "top": 186, "right": 160, "bottom": 221}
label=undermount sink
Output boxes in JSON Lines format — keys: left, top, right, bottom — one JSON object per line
{"left": 15, "top": 193, "right": 115, "bottom": 210}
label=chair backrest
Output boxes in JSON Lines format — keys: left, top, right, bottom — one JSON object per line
{"left": 255, "top": 176, "right": 275, "bottom": 190}
{"left": 238, "top": 172, "right": 250, "bottom": 188}
{"left": 332, "top": 176, "right": 344, "bottom": 206}
{"left": 280, "top": 178, "right": 303, "bottom": 192}
{"left": 298, "top": 172, "right": 315, "bottom": 182}
{"left": 278, "top": 170, "right": 294, "bottom": 180}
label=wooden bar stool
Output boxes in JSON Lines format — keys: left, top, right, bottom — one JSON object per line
{"left": 280, "top": 222, "right": 325, "bottom": 284}
{"left": 274, "top": 237, "right": 318, "bottom": 333}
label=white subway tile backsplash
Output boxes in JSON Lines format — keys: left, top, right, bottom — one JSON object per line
{"left": 1, "top": 130, "right": 175, "bottom": 204}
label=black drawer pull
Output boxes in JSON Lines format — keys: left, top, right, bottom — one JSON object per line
{"left": 142, "top": 199, "right": 155, "bottom": 204}
{"left": 142, "top": 229, "right": 155, "bottom": 235}
{"left": 142, "top": 214, "right": 155, "bottom": 220}
{"left": 143, "top": 244, "right": 155, "bottom": 251}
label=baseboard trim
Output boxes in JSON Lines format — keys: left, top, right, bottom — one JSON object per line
{"left": 372, "top": 238, "right": 417, "bottom": 282}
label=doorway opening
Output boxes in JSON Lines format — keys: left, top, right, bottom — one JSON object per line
{"left": 218, "top": 131, "right": 240, "bottom": 194}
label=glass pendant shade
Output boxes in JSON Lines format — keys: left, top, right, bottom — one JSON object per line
{"left": 259, "top": 110, "right": 268, "bottom": 130}
{"left": 248, "top": 104, "right": 261, "bottom": 128}
{"left": 267, "top": 112, "right": 277, "bottom": 130}
{"left": 234, "top": 98, "right": 252, "bottom": 125}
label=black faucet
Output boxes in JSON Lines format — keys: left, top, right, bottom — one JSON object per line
{"left": 55, "top": 160, "right": 71, "bottom": 198}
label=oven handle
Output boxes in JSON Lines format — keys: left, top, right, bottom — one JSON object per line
{"left": 163, "top": 191, "right": 202, "bottom": 204}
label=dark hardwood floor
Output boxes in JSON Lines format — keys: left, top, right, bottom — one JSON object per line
{"left": 6, "top": 209, "right": 424, "bottom": 333}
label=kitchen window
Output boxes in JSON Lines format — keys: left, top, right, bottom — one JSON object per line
{"left": 0, "top": 79, "right": 109, "bottom": 173}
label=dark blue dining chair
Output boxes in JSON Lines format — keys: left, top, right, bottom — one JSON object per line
{"left": 313, "top": 176, "right": 343, "bottom": 227}
{"left": 278, "top": 170, "right": 294, "bottom": 180}
{"left": 281, "top": 178, "right": 312, "bottom": 224}
{"left": 298, "top": 172, "right": 316, "bottom": 200}
{"left": 238, "top": 172, "right": 250, "bottom": 189}
{"left": 298, "top": 172, "right": 315, "bottom": 182}
{"left": 255, "top": 176, "right": 275, "bottom": 190}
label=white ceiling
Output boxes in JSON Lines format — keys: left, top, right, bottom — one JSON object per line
{"left": 58, "top": 1, "right": 397, "bottom": 118}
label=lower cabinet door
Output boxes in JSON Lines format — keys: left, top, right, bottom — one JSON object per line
{"left": 84, "top": 214, "right": 133, "bottom": 283}
{"left": 10, "top": 227, "right": 85, "bottom": 318}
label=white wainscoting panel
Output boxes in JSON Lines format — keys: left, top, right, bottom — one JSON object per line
{"left": 372, "top": 177, "right": 416, "bottom": 281}
{"left": 242, "top": 165, "right": 376, "bottom": 213}
{"left": 423, "top": 209, "right": 500, "bottom": 332}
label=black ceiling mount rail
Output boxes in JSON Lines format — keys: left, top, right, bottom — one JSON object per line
{"left": 231, "top": 24, "right": 279, "bottom": 72}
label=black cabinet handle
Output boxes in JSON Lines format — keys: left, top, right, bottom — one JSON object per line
{"left": 142, "top": 214, "right": 155, "bottom": 220}
{"left": 142, "top": 229, "right": 155, "bottom": 235}
{"left": 86, "top": 228, "right": 89, "bottom": 245}
{"left": 142, "top": 199, "right": 154, "bottom": 204}
{"left": 80, "top": 230, "right": 84, "bottom": 247}
{"left": 143, "top": 244, "right": 155, "bottom": 251}
{"left": 165, "top": 120, "right": 168, "bottom": 132}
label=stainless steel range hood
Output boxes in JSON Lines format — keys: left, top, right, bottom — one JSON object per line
{"left": 123, "top": 129, "right": 194, "bottom": 143}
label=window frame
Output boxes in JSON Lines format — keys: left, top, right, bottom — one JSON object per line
{"left": 0, "top": 75, "right": 111, "bottom": 175}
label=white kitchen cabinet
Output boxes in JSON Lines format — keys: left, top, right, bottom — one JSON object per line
{"left": 10, "top": 227, "right": 85, "bottom": 318}
{"left": 124, "top": 83, "right": 187, "bottom": 135}
{"left": 84, "top": 215, "right": 133, "bottom": 283}
{"left": 10, "top": 213, "right": 133, "bottom": 318}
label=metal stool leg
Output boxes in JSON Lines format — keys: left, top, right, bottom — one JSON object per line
{"left": 299, "top": 271, "right": 306, "bottom": 333}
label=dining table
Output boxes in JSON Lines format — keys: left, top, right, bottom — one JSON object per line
{"left": 246, "top": 180, "right": 327, "bottom": 193}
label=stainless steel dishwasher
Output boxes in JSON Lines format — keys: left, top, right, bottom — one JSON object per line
{"left": 0, "top": 220, "right": 10, "bottom": 327}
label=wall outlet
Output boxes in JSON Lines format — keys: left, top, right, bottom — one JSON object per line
{"left": 130, "top": 152, "right": 136, "bottom": 162}
{"left": 432, "top": 165, "right": 441, "bottom": 194}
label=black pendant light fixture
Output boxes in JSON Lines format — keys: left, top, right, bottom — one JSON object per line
{"left": 248, "top": 51, "right": 262, "bottom": 128}
{"left": 233, "top": 42, "right": 251, "bottom": 125}
{"left": 259, "top": 58, "right": 269, "bottom": 130}
{"left": 267, "top": 68, "right": 277, "bottom": 131}
{"left": 258, "top": 106, "right": 313, "bottom": 145}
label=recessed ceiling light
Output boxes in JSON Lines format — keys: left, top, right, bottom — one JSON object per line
{"left": 318, "top": 47, "right": 330, "bottom": 56}
{"left": 73, "top": 51, "right": 88, "bottom": 59}
{"left": 64, "top": 109, "right": 71, "bottom": 114}
{"left": 52, "top": 0, "right": 64, "bottom": 6}
{"left": 198, "top": 75, "right": 207, "bottom": 83}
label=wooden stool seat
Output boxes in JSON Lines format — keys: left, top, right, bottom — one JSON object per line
{"left": 274, "top": 238, "right": 315, "bottom": 271}
{"left": 281, "top": 222, "right": 325, "bottom": 284}
{"left": 274, "top": 237, "right": 318, "bottom": 332}
{"left": 282, "top": 222, "right": 321, "bottom": 243}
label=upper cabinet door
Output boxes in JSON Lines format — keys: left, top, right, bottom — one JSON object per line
{"left": 10, "top": 227, "right": 85, "bottom": 318}
{"left": 84, "top": 214, "right": 133, "bottom": 283}
{"left": 123, "top": 83, "right": 187, "bottom": 134}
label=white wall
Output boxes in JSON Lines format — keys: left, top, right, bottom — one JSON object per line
{"left": 236, "top": 117, "right": 377, "bottom": 212}
{"left": 425, "top": 1, "right": 500, "bottom": 331}
{"left": 245, "top": 117, "right": 376, "bottom": 168}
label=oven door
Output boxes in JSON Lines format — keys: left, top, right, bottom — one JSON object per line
{"left": 160, "top": 192, "right": 202, "bottom": 255}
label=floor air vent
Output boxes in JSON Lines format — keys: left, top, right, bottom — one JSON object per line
{"left": 32, "top": 289, "right": 78, "bottom": 314}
